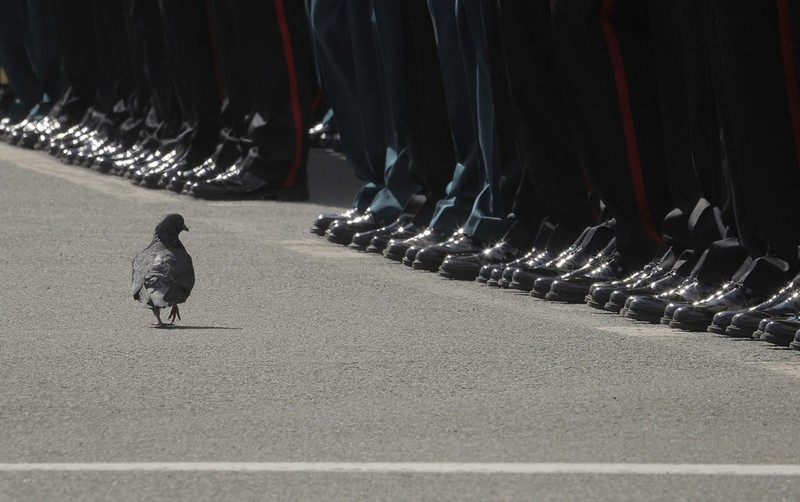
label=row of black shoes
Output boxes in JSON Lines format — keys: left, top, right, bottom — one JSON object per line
{"left": 311, "top": 209, "right": 800, "bottom": 351}
{"left": 0, "top": 110, "right": 312, "bottom": 201}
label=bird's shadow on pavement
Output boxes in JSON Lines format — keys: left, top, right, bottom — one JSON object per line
{"left": 153, "top": 325, "right": 242, "bottom": 330}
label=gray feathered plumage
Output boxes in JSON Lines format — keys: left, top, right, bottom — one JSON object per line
{"left": 132, "top": 214, "right": 195, "bottom": 326}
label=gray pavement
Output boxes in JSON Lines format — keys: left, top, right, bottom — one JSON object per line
{"left": 1, "top": 142, "right": 800, "bottom": 501}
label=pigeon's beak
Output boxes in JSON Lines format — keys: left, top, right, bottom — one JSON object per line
{"left": 183, "top": 225, "right": 189, "bottom": 232}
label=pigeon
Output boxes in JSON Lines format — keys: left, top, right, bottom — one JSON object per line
{"left": 131, "top": 214, "right": 195, "bottom": 327}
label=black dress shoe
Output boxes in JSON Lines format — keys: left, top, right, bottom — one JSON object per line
{"left": 751, "top": 316, "right": 778, "bottom": 340}
{"left": 509, "top": 245, "right": 584, "bottom": 292}
{"left": 439, "top": 240, "right": 526, "bottom": 281}
{"left": 789, "top": 328, "right": 800, "bottom": 350}
{"left": 412, "top": 231, "right": 484, "bottom": 272}
{"left": 759, "top": 318, "right": 800, "bottom": 346}
{"left": 724, "top": 281, "right": 800, "bottom": 338}
{"left": 544, "top": 252, "right": 631, "bottom": 303}
{"left": 366, "top": 222, "right": 420, "bottom": 254}
{"left": 512, "top": 238, "right": 613, "bottom": 293}
{"left": 145, "top": 159, "right": 193, "bottom": 189}
{"left": 494, "top": 249, "right": 551, "bottom": 289}
{"left": 310, "top": 208, "right": 361, "bottom": 236}
{"left": 348, "top": 217, "right": 410, "bottom": 251}
{"left": 623, "top": 277, "right": 720, "bottom": 324}
{"left": 326, "top": 211, "right": 384, "bottom": 245}
{"left": 384, "top": 228, "right": 448, "bottom": 263}
{"left": 189, "top": 165, "right": 309, "bottom": 201}
{"left": 478, "top": 247, "right": 541, "bottom": 285}
{"left": 607, "top": 269, "right": 687, "bottom": 315}
{"left": 21, "top": 117, "right": 61, "bottom": 149}
{"left": 139, "top": 159, "right": 184, "bottom": 188}
{"left": 586, "top": 248, "right": 679, "bottom": 310}
{"left": 530, "top": 244, "right": 615, "bottom": 303}
{"left": 669, "top": 282, "right": 767, "bottom": 332}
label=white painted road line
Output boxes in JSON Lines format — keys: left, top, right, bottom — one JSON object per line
{"left": 0, "top": 463, "right": 799, "bottom": 475}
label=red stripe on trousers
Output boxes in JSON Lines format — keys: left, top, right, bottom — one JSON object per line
{"left": 274, "top": 0, "right": 304, "bottom": 187}
{"left": 599, "top": 0, "right": 662, "bottom": 244}
{"left": 776, "top": 0, "right": 800, "bottom": 167}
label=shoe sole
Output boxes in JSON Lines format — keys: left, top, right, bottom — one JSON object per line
{"left": 761, "top": 332, "right": 793, "bottom": 347}
{"left": 544, "top": 291, "right": 587, "bottom": 304}
{"left": 586, "top": 298, "right": 607, "bottom": 310}
{"left": 706, "top": 324, "right": 728, "bottom": 335}
{"left": 507, "top": 281, "right": 532, "bottom": 291}
{"left": 412, "top": 259, "right": 442, "bottom": 272}
{"left": 668, "top": 319, "right": 710, "bottom": 332}
{"left": 326, "top": 232, "right": 355, "bottom": 246}
{"left": 439, "top": 269, "right": 479, "bottom": 281}
{"left": 724, "top": 324, "right": 755, "bottom": 338}
{"left": 624, "top": 310, "right": 662, "bottom": 323}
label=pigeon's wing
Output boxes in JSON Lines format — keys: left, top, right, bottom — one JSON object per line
{"left": 162, "top": 249, "right": 195, "bottom": 305}
{"left": 131, "top": 245, "right": 155, "bottom": 301}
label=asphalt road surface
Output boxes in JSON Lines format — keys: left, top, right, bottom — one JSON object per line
{"left": 1, "top": 142, "right": 800, "bottom": 501}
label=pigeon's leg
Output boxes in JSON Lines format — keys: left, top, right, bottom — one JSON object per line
{"left": 151, "top": 307, "right": 165, "bottom": 327}
{"left": 168, "top": 305, "right": 181, "bottom": 324}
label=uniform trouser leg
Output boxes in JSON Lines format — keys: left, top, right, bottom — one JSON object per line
{"left": 552, "top": 0, "right": 673, "bottom": 267}
{"left": 158, "top": 0, "right": 222, "bottom": 164}
{"left": 88, "top": 0, "right": 132, "bottom": 137}
{"left": 425, "top": 0, "right": 485, "bottom": 235}
{"left": 400, "top": 0, "right": 457, "bottom": 227}
{"left": 139, "top": 0, "right": 183, "bottom": 149}
{"left": 365, "top": 0, "right": 422, "bottom": 221}
{"left": 51, "top": 0, "right": 96, "bottom": 124}
{"left": 709, "top": 0, "right": 800, "bottom": 272}
{"left": 495, "top": 1, "right": 594, "bottom": 240}
{"left": 0, "top": 0, "right": 44, "bottom": 114}
{"left": 208, "top": 0, "right": 249, "bottom": 140}
{"left": 21, "top": 0, "right": 63, "bottom": 104}
{"left": 645, "top": 0, "right": 727, "bottom": 254}
{"left": 309, "top": 0, "right": 385, "bottom": 211}
{"left": 113, "top": 0, "right": 153, "bottom": 147}
{"left": 458, "top": 0, "right": 510, "bottom": 242}
{"left": 227, "top": 0, "right": 316, "bottom": 190}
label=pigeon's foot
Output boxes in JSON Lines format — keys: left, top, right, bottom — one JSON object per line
{"left": 168, "top": 305, "right": 181, "bottom": 324}
{"left": 151, "top": 307, "right": 167, "bottom": 327}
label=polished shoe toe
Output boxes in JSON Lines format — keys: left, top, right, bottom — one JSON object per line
{"left": 311, "top": 208, "right": 360, "bottom": 236}
{"left": 384, "top": 228, "right": 448, "bottom": 263}
{"left": 413, "top": 231, "right": 483, "bottom": 272}
{"left": 761, "top": 318, "right": 800, "bottom": 346}
{"left": 366, "top": 222, "right": 419, "bottom": 254}
{"left": 349, "top": 217, "right": 409, "bottom": 251}
{"left": 326, "top": 211, "right": 384, "bottom": 246}
{"left": 439, "top": 240, "right": 524, "bottom": 282}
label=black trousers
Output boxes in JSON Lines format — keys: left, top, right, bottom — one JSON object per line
{"left": 707, "top": 0, "right": 800, "bottom": 270}
{"left": 399, "top": 0, "right": 457, "bottom": 226}
{"left": 494, "top": 1, "right": 595, "bottom": 241}
{"left": 51, "top": 0, "right": 96, "bottom": 124}
{"left": 158, "top": 0, "right": 222, "bottom": 165}
{"left": 0, "top": 0, "right": 62, "bottom": 115}
{"left": 226, "top": 0, "right": 317, "bottom": 188}
{"left": 552, "top": 0, "right": 673, "bottom": 266}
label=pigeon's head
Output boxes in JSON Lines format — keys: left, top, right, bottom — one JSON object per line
{"left": 154, "top": 214, "right": 189, "bottom": 244}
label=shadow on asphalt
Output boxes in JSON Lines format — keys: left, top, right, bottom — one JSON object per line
{"left": 152, "top": 325, "right": 243, "bottom": 331}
